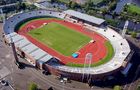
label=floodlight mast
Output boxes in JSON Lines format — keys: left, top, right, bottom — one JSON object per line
{"left": 82, "top": 53, "right": 92, "bottom": 82}
{"left": 122, "top": 20, "right": 129, "bottom": 38}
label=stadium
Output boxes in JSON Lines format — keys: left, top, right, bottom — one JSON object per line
{"left": 3, "top": 9, "right": 133, "bottom": 82}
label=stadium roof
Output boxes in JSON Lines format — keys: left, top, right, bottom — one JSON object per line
{"left": 64, "top": 10, "right": 105, "bottom": 25}
{"left": 5, "top": 32, "right": 53, "bottom": 64}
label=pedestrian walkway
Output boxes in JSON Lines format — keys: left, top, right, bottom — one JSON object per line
{"left": 0, "top": 66, "right": 10, "bottom": 79}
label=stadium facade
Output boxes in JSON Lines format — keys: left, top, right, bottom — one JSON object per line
{"left": 3, "top": 9, "right": 133, "bottom": 82}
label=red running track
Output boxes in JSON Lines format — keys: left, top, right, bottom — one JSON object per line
{"left": 18, "top": 19, "right": 107, "bottom": 64}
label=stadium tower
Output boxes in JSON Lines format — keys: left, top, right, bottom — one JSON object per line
{"left": 82, "top": 53, "right": 92, "bottom": 82}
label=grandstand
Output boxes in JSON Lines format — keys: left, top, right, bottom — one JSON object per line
{"left": 3, "top": 9, "right": 132, "bottom": 82}
{"left": 64, "top": 10, "right": 105, "bottom": 26}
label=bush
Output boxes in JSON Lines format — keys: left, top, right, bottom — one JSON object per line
{"left": 28, "top": 83, "right": 38, "bottom": 90}
{"left": 131, "top": 32, "right": 137, "bottom": 38}
{"left": 137, "top": 85, "right": 140, "bottom": 90}
{"left": 108, "top": 1, "right": 117, "bottom": 11}
{"left": 113, "top": 85, "right": 122, "bottom": 90}
{"left": 106, "top": 19, "right": 119, "bottom": 27}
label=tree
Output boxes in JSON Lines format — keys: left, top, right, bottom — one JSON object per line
{"left": 101, "top": 8, "right": 108, "bottom": 19}
{"left": 108, "top": 1, "right": 117, "bottom": 11}
{"left": 50, "top": 0, "right": 56, "bottom": 4}
{"left": 21, "top": 3, "right": 27, "bottom": 10}
{"left": 102, "top": 0, "right": 109, "bottom": 4}
{"left": 84, "top": 0, "right": 93, "bottom": 12}
{"left": 112, "top": 12, "right": 117, "bottom": 19}
{"left": 68, "top": 1, "right": 72, "bottom": 8}
{"left": 69, "top": 1, "right": 79, "bottom": 9}
{"left": 28, "top": 83, "right": 38, "bottom": 90}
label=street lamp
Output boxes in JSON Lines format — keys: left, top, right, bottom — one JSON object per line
{"left": 122, "top": 20, "right": 129, "bottom": 38}
{"left": 82, "top": 53, "right": 92, "bottom": 82}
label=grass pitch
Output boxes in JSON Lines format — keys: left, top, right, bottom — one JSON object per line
{"left": 28, "top": 22, "right": 91, "bottom": 56}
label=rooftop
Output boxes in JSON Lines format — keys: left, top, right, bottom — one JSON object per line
{"left": 64, "top": 10, "right": 105, "bottom": 25}
{"left": 5, "top": 32, "right": 53, "bottom": 64}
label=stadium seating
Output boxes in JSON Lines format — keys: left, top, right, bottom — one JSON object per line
{"left": 3, "top": 10, "right": 131, "bottom": 75}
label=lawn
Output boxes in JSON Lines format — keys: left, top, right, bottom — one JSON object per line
{"left": 127, "top": 4, "right": 140, "bottom": 15}
{"left": 28, "top": 22, "right": 91, "bottom": 56}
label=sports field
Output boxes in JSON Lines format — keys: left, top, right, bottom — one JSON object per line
{"left": 28, "top": 22, "right": 91, "bottom": 56}
{"left": 18, "top": 18, "right": 114, "bottom": 67}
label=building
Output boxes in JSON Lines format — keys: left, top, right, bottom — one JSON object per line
{"left": 3, "top": 10, "right": 132, "bottom": 82}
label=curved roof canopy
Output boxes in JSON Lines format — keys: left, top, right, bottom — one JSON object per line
{"left": 64, "top": 10, "right": 105, "bottom": 25}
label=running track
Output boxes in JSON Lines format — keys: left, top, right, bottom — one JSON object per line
{"left": 18, "top": 19, "right": 107, "bottom": 64}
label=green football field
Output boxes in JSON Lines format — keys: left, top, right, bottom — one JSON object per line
{"left": 28, "top": 22, "right": 91, "bottom": 56}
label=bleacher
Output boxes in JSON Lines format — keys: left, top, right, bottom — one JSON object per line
{"left": 5, "top": 32, "right": 53, "bottom": 66}
{"left": 3, "top": 10, "right": 131, "bottom": 75}
{"left": 3, "top": 10, "right": 66, "bottom": 35}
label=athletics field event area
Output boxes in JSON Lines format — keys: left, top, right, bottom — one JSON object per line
{"left": 17, "top": 18, "right": 114, "bottom": 67}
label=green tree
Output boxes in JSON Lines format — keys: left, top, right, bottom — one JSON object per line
{"left": 87, "top": 10, "right": 96, "bottom": 16}
{"left": 84, "top": 0, "right": 93, "bottom": 11}
{"left": 69, "top": 1, "right": 79, "bottom": 9}
{"left": 50, "top": 0, "right": 56, "bottom": 3}
{"left": 16, "top": 2, "right": 22, "bottom": 11}
{"left": 112, "top": 12, "right": 117, "bottom": 19}
{"left": 101, "top": 8, "right": 108, "bottom": 19}
{"left": 21, "top": 3, "right": 27, "bottom": 10}
{"left": 28, "top": 83, "right": 38, "bottom": 90}
{"left": 108, "top": 1, "right": 117, "bottom": 11}
{"left": 68, "top": 1, "right": 72, "bottom": 8}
